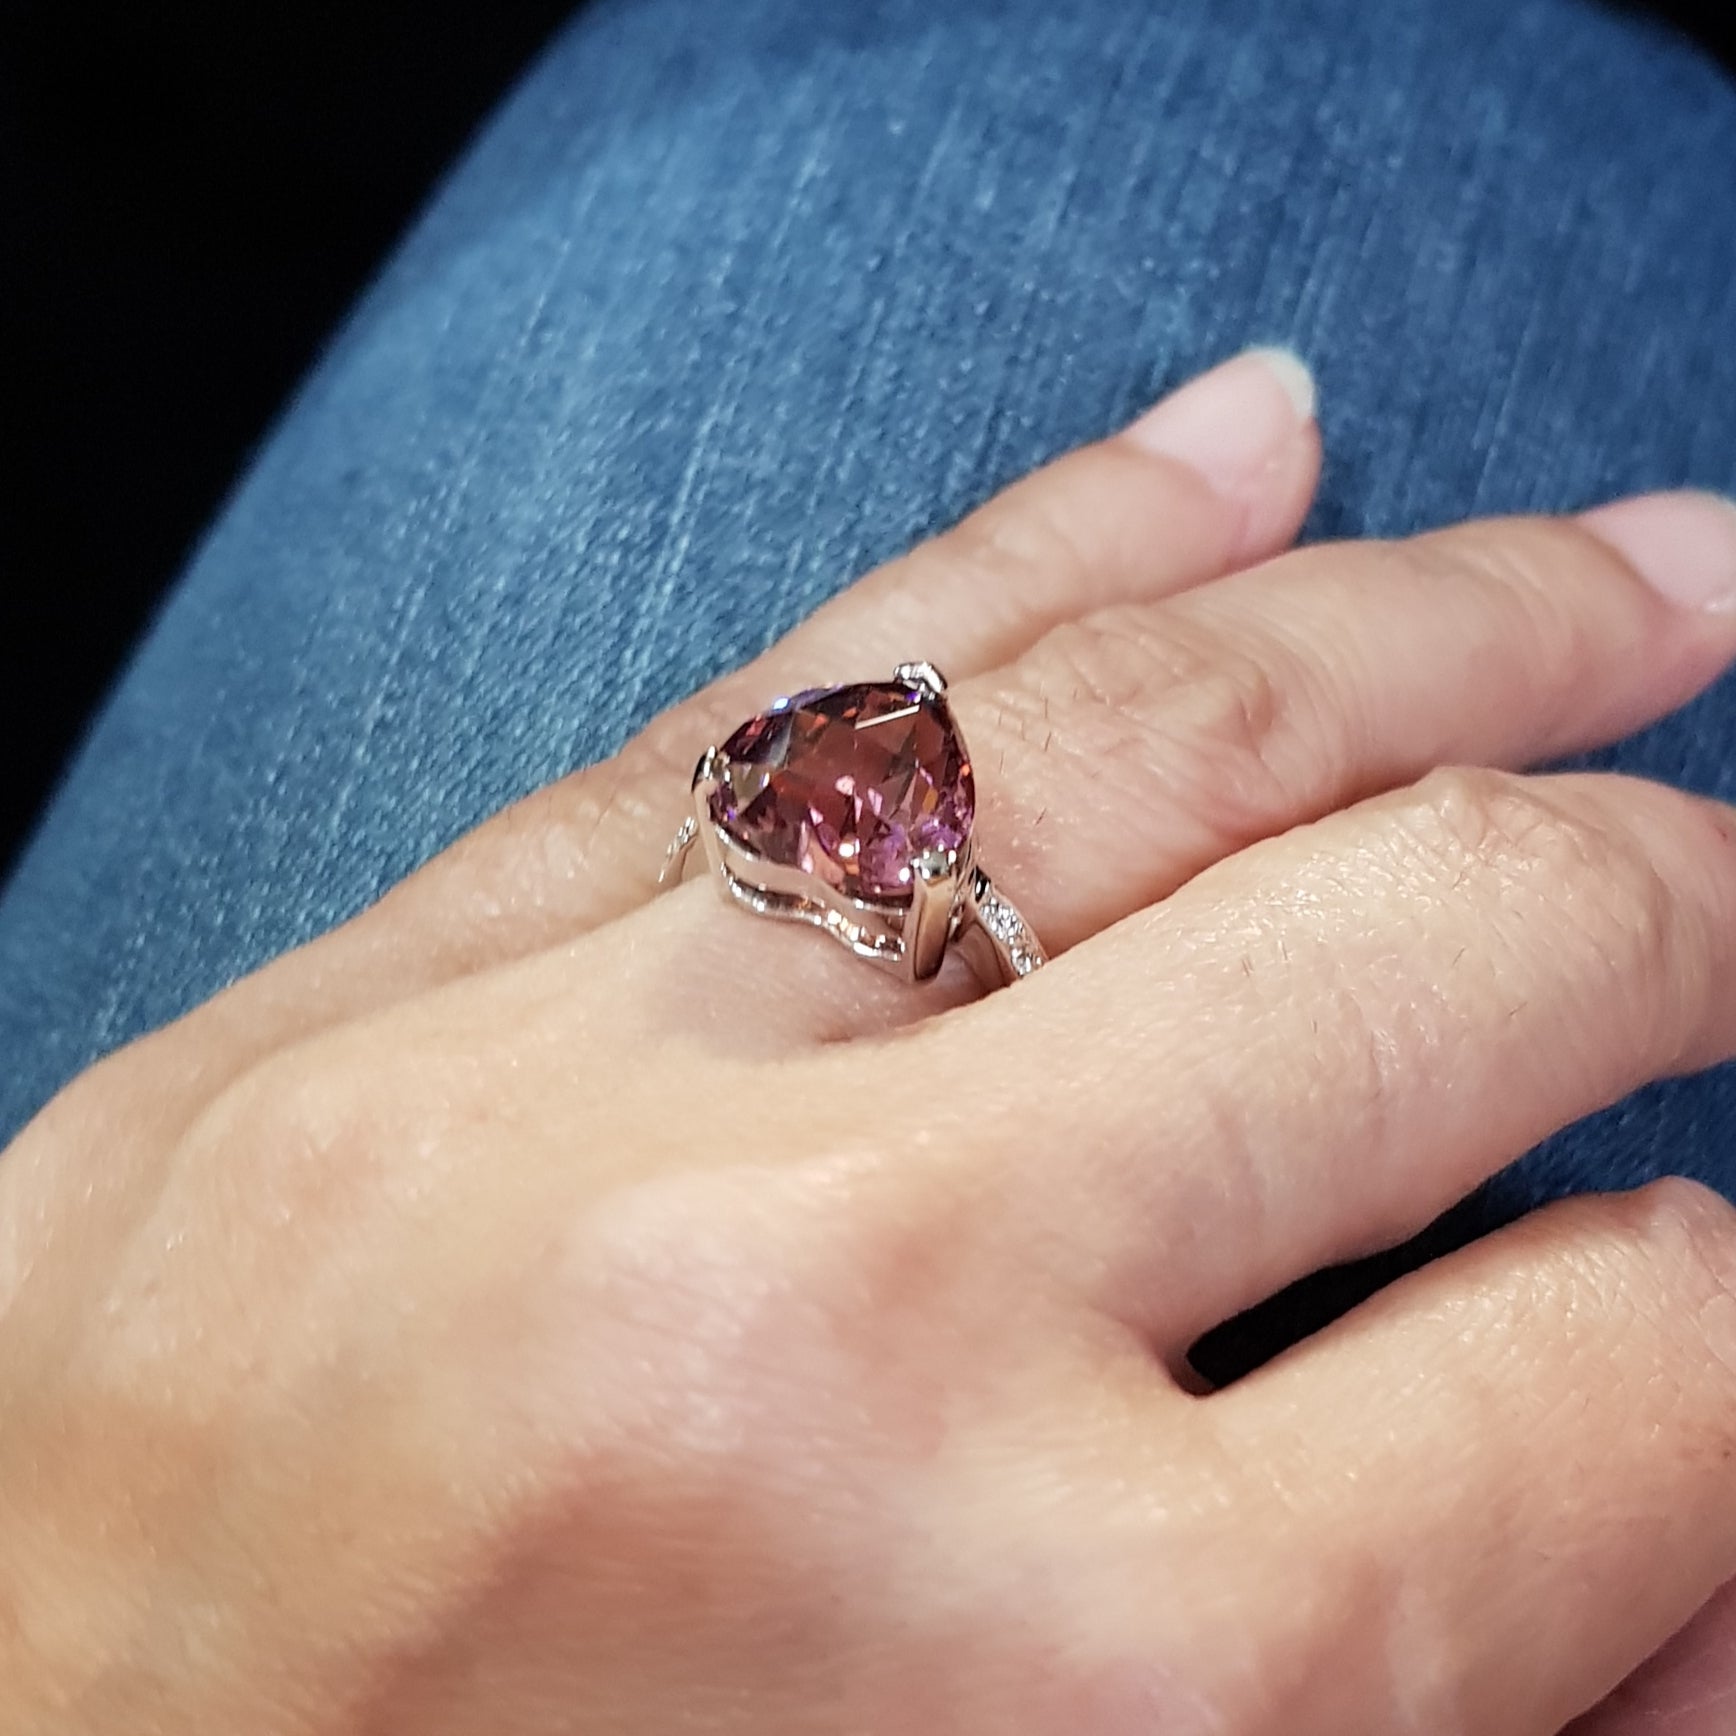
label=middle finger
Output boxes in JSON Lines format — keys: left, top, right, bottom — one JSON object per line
{"left": 943, "top": 489, "right": 1736, "bottom": 958}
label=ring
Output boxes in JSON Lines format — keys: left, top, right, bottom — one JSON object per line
{"left": 658, "top": 662, "right": 1047, "bottom": 987}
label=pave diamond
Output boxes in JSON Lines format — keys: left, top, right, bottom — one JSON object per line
{"left": 974, "top": 886, "right": 1042, "bottom": 978}
{"left": 709, "top": 680, "right": 974, "bottom": 904}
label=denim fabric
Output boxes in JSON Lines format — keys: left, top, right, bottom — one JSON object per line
{"left": 4, "top": 0, "right": 1736, "bottom": 1356}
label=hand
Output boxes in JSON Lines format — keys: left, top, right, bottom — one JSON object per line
{"left": 7, "top": 348, "right": 1736, "bottom": 1735}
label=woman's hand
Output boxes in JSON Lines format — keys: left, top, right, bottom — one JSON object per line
{"left": 7, "top": 348, "right": 1736, "bottom": 1735}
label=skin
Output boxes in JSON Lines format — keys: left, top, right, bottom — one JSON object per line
{"left": 4, "top": 348, "right": 1736, "bottom": 1732}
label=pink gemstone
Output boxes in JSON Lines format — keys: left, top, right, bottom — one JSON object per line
{"left": 709, "top": 680, "right": 975, "bottom": 903}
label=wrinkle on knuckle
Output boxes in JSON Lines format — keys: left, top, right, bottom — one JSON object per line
{"left": 1401, "top": 519, "right": 1555, "bottom": 602}
{"left": 86, "top": 1045, "right": 433, "bottom": 1388}
{"left": 939, "top": 482, "right": 1099, "bottom": 605}
{"left": 1405, "top": 520, "right": 1579, "bottom": 615}
{"left": 1387, "top": 528, "right": 1594, "bottom": 729}
{"left": 1396, "top": 765, "right": 1586, "bottom": 873}
{"left": 569, "top": 1149, "right": 996, "bottom": 1473}
{"left": 619, "top": 706, "right": 725, "bottom": 830}
{"left": 433, "top": 748, "right": 661, "bottom": 921}
{"left": 1619, "top": 1178, "right": 1736, "bottom": 1387}
{"left": 1523, "top": 1184, "right": 1736, "bottom": 1483}
{"left": 193, "top": 1044, "right": 426, "bottom": 1239}
{"left": 1042, "top": 609, "right": 1222, "bottom": 713}
{"left": 477, "top": 769, "right": 621, "bottom": 890}
{"left": 1012, "top": 611, "right": 1299, "bottom": 841}
{"left": 1397, "top": 767, "right": 1684, "bottom": 1000}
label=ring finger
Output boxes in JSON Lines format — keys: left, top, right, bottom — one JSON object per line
{"left": 641, "top": 483, "right": 1736, "bottom": 1039}
{"left": 963, "top": 488, "right": 1736, "bottom": 954}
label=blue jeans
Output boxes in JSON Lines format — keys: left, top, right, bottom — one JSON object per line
{"left": 5, "top": 0, "right": 1736, "bottom": 1367}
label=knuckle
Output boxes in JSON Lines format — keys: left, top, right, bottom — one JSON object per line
{"left": 1397, "top": 767, "right": 1682, "bottom": 983}
{"left": 632, "top": 698, "right": 718, "bottom": 791}
{"left": 517, "top": 691, "right": 736, "bottom": 888}
{"left": 1400, "top": 519, "right": 1590, "bottom": 639}
{"left": 189, "top": 1040, "right": 439, "bottom": 1251}
{"left": 571, "top": 1146, "right": 996, "bottom": 1456}
{"left": 1399, "top": 764, "right": 1596, "bottom": 870}
{"left": 607, "top": 707, "right": 713, "bottom": 829}
{"left": 544, "top": 1152, "right": 1049, "bottom": 1667}
{"left": 1542, "top": 1181, "right": 1736, "bottom": 1456}
{"left": 1400, "top": 522, "right": 1598, "bottom": 713}
{"left": 526, "top": 1157, "right": 994, "bottom": 1682}
{"left": 1041, "top": 607, "right": 1221, "bottom": 711}
{"left": 938, "top": 481, "right": 1100, "bottom": 602}
{"left": 1008, "top": 609, "right": 1296, "bottom": 836}
{"left": 1612, "top": 1175, "right": 1736, "bottom": 1339}
{"left": 92, "top": 1044, "right": 428, "bottom": 1376}
{"left": 570, "top": 1170, "right": 829, "bottom": 1451}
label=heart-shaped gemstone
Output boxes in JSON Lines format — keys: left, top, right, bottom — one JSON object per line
{"left": 708, "top": 680, "right": 975, "bottom": 903}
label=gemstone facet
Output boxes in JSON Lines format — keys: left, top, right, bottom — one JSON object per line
{"left": 708, "top": 681, "right": 974, "bottom": 904}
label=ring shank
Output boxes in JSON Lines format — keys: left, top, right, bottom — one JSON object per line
{"left": 658, "top": 815, "right": 1046, "bottom": 989}
{"left": 957, "top": 868, "right": 1047, "bottom": 987}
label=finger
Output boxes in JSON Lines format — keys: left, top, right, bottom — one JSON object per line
{"left": 939, "top": 489, "right": 1736, "bottom": 956}
{"left": 638, "top": 488, "right": 1736, "bottom": 1043}
{"left": 39, "top": 348, "right": 1318, "bottom": 1141}
{"left": 1207, "top": 1180, "right": 1736, "bottom": 1735}
{"left": 932, "top": 766, "right": 1736, "bottom": 1350}
{"left": 357, "top": 344, "right": 1318, "bottom": 949}
{"left": 1568, "top": 1577, "right": 1736, "bottom": 1735}
{"left": 554, "top": 488, "right": 1736, "bottom": 1051}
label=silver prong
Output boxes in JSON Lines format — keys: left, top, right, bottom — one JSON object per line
{"left": 657, "top": 816, "right": 700, "bottom": 891}
{"left": 892, "top": 660, "right": 948, "bottom": 698}
{"left": 690, "top": 749, "right": 729, "bottom": 882}
{"left": 905, "top": 847, "right": 957, "bottom": 982}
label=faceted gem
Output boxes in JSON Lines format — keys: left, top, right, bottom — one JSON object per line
{"left": 708, "top": 680, "right": 974, "bottom": 903}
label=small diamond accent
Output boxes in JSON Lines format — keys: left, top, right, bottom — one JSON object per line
{"left": 975, "top": 888, "right": 1042, "bottom": 977}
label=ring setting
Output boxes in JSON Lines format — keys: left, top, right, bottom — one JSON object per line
{"left": 659, "top": 662, "right": 1046, "bottom": 987}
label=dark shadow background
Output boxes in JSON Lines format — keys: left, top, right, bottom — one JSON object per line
{"left": 1, "top": 2, "right": 578, "bottom": 879}
{"left": 3, "top": 1, "right": 1733, "bottom": 881}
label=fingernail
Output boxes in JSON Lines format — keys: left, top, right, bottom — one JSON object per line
{"left": 1578, "top": 490, "right": 1736, "bottom": 614}
{"left": 1124, "top": 346, "right": 1318, "bottom": 498}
